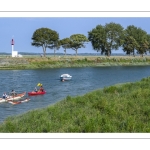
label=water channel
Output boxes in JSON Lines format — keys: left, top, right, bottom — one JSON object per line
{"left": 0, "top": 66, "right": 150, "bottom": 123}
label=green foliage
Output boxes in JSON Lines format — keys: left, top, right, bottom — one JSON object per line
{"left": 84, "top": 57, "right": 88, "bottom": 62}
{"left": 88, "top": 25, "right": 106, "bottom": 54}
{"left": 26, "top": 21, "right": 150, "bottom": 56}
{"left": 31, "top": 28, "right": 59, "bottom": 56}
{"left": 60, "top": 38, "right": 71, "bottom": 55}
{"left": 105, "top": 22, "right": 124, "bottom": 54}
{"left": 122, "top": 36, "right": 139, "bottom": 55}
{"left": 70, "top": 34, "right": 89, "bottom": 56}
{"left": 88, "top": 22, "right": 124, "bottom": 56}
{"left": 103, "top": 86, "right": 118, "bottom": 93}
{"left": 124, "top": 26, "right": 149, "bottom": 56}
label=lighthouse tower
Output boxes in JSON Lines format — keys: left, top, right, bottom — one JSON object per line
{"left": 11, "top": 39, "right": 18, "bottom": 57}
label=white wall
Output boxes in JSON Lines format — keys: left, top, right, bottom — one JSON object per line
{"left": 12, "top": 51, "right": 18, "bottom": 57}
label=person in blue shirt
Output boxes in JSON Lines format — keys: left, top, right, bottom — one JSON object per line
{"left": 2, "top": 93, "right": 8, "bottom": 99}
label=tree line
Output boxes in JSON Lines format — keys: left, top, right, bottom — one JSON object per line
{"left": 31, "top": 22, "right": 150, "bottom": 57}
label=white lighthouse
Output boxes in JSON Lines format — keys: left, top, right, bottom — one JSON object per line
{"left": 11, "top": 39, "right": 18, "bottom": 57}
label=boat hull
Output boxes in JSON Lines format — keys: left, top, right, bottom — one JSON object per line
{"left": 0, "top": 92, "right": 26, "bottom": 103}
{"left": 0, "top": 99, "right": 7, "bottom": 103}
{"left": 8, "top": 101, "right": 21, "bottom": 105}
{"left": 60, "top": 77, "right": 72, "bottom": 81}
{"left": 8, "top": 98, "right": 30, "bottom": 105}
{"left": 60, "top": 74, "right": 72, "bottom": 81}
{"left": 21, "top": 98, "right": 30, "bottom": 103}
{"left": 28, "top": 91, "right": 46, "bottom": 96}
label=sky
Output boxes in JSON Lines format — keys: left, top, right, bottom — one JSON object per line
{"left": 1, "top": 17, "right": 150, "bottom": 54}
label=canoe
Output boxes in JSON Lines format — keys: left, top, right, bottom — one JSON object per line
{"left": 8, "top": 92, "right": 26, "bottom": 101}
{"left": 8, "top": 101, "right": 21, "bottom": 105}
{"left": 0, "top": 99, "right": 7, "bottom": 103}
{"left": 20, "top": 98, "right": 30, "bottom": 103}
{"left": 28, "top": 91, "right": 46, "bottom": 96}
{"left": 0, "top": 92, "right": 26, "bottom": 103}
{"left": 8, "top": 98, "right": 30, "bottom": 105}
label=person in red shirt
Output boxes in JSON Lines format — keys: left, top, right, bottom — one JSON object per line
{"left": 39, "top": 86, "right": 44, "bottom": 92}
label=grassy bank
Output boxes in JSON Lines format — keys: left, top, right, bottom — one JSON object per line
{"left": 0, "top": 76, "right": 150, "bottom": 132}
{"left": 0, "top": 55, "right": 150, "bottom": 69}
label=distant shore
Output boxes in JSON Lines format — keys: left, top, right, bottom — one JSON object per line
{"left": 0, "top": 55, "right": 150, "bottom": 70}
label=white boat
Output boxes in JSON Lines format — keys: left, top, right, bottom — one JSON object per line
{"left": 0, "top": 92, "right": 26, "bottom": 103}
{"left": 60, "top": 74, "right": 72, "bottom": 81}
{"left": 0, "top": 99, "right": 7, "bottom": 103}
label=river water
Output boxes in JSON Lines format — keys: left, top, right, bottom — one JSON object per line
{"left": 0, "top": 66, "right": 150, "bottom": 123}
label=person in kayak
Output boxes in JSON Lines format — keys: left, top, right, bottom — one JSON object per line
{"left": 11, "top": 90, "right": 17, "bottom": 96}
{"left": 39, "top": 86, "right": 44, "bottom": 92}
{"left": 2, "top": 93, "right": 8, "bottom": 99}
{"left": 34, "top": 87, "right": 38, "bottom": 92}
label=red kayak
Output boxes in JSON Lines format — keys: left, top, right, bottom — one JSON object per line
{"left": 28, "top": 91, "right": 46, "bottom": 96}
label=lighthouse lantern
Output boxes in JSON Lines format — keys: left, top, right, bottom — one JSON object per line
{"left": 11, "top": 39, "right": 14, "bottom": 45}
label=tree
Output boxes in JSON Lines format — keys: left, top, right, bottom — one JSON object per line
{"left": 88, "top": 25, "right": 107, "bottom": 55}
{"left": 125, "top": 25, "right": 138, "bottom": 38}
{"left": 70, "top": 34, "right": 89, "bottom": 56}
{"left": 134, "top": 28, "right": 149, "bottom": 57}
{"left": 124, "top": 25, "right": 149, "bottom": 57}
{"left": 123, "top": 25, "right": 138, "bottom": 56}
{"left": 146, "top": 34, "right": 150, "bottom": 54}
{"left": 136, "top": 38, "right": 149, "bottom": 57}
{"left": 31, "top": 28, "right": 59, "bottom": 56}
{"left": 105, "top": 22, "right": 124, "bottom": 56}
{"left": 122, "top": 36, "right": 138, "bottom": 56}
{"left": 88, "top": 22, "right": 124, "bottom": 56}
{"left": 60, "top": 38, "right": 71, "bottom": 55}
{"left": 48, "top": 40, "right": 61, "bottom": 57}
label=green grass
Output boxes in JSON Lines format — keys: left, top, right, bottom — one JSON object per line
{"left": 1, "top": 56, "right": 150, "bottom": 70}
{"left": 0, "top": 77, "right": 150, "bottom": 132}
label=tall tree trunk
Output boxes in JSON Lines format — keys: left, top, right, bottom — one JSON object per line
{"left": 64, "top": 49, "right": 66, "bottom": 55}
{"left": 133, "top": 49, "right": 135, "bottom": 57}
{"left": 76, "top": 49, "right": 78, "bottom": 56}
{"left": 106, "top": 49, "right": 110, "bottom": 57}
{"left": 54, "top": 49, "right": 56, "bottom": 57}
{"left": 43, "top": 46, "right": 46, "bottom": 57}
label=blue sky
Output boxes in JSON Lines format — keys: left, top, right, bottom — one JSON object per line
{"left": 1, "top": 17, "right": 150, "bottom": 54}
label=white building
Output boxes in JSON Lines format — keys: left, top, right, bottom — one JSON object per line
{"left": 11, "top": 39, "right": 18, "bottom": 57}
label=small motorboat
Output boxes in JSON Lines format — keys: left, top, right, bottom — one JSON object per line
{"left": 60, "top": 74, "right": 72, "bottom": 81}
{"left": 28, "top": 91, "right": 46, "bottom": 96}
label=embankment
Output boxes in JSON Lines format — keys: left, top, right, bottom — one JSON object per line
{"left": 0, "top": 55, "right": 150, "bottom": 70}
